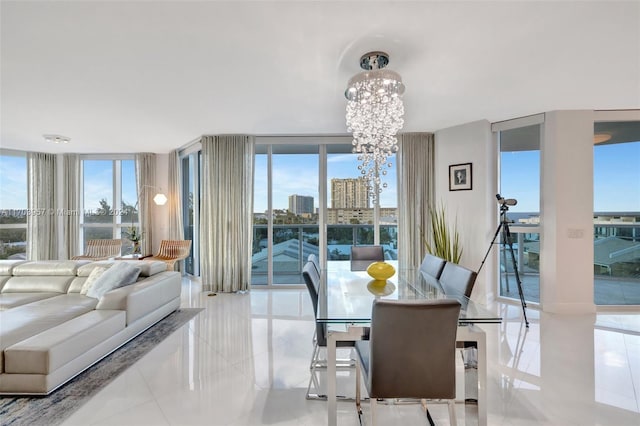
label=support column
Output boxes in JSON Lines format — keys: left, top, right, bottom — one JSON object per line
{"left": 540, "top": 110, "right": 596, "bottom": 314}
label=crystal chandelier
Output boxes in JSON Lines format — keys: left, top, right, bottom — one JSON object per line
{"left": 345, "top": 51, "right": 405, "bottom": 204}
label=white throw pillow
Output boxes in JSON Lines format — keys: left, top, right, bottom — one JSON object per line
{"left": 80, "top": 266, "right": 110, "bottom": 295}
{"left": 86, "top": 262, "right": 141, "bottom": 300}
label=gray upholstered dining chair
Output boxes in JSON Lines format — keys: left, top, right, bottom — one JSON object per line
{"left": 420, "top": 253, "right": 447, "bottom": 279}
{"left": 308, "top": 253, "right": 321, "bottom": 275}
{"left": 354, "top": 299, "right": 461, "bottom": 425}
{"left": 350, "top": 245, "right": 384, "bottom": 271}
{"left": 439, "top": 262, "right": 478, "bottom": 298}
{"left": 302, "top": 261, "right": 358, "bottom": 399}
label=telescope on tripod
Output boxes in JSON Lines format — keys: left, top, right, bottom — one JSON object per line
{"left": 478, "top": 194, "right": 529, "bottom": 327}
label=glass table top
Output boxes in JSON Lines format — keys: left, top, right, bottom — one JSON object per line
{"left": 316, "top": 261, "right": 502, "bottom": 325}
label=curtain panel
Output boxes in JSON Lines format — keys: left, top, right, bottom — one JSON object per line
{"left": 200, "top": 135, "right": 255, "bottom": 293}
{"left": 135, "top": 153, "right": 156, "bottom": 256}
{"left": 397, "top": 133, "right": 435, "bottom": 270}
{"left": 62, "top": 154, "right": 80, "bottom": 259}
{"left": 26, "top": 152, "right": 57, "bottom": 260}
{"left": 168, "top": 150, "right": 184, "bottom": 240}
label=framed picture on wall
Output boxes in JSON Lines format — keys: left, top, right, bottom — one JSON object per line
{"left": 449, "top": 163, "right": 472, "bottom": 191}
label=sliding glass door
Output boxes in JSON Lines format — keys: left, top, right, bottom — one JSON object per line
{"left": 181, "top": 151, "right": 201, "bottom": 276}
{"left": 252, "top": 144, "right": 320, "bottom": 285}
{"left": 593, "top": 121, "right": 640, "bottom": 305}
{"left": 498, "top": 123, "right": 542, "bottom": 304}
{"left": 252, "top": 137, "right": 397, "bottom": 287}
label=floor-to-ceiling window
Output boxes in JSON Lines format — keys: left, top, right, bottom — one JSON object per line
{"left": 252, "top": 137, "right": 398, "bottom": 287}
{"left": 80, "top": 157, "right": 137, "bottom": 255}
{"left": 181, "top": 150, "right": 201, "bottom": 276}
{"left": 326, "top": 145, "right": 397, "bottom": 260}
{"left": 0, "top": 150, "right": 28, "bottom": 260}
{"left": 252, "top": 143, "right": 320, "bottom": 285}
{"left": 593, "top": 121, "right": 640, "bottom": 305}
{"left": 497, "top": 120, "right": 542, "bottom": 304}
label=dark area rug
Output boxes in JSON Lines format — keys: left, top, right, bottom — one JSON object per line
{"left": 0, "top": 308, "right": 204, "bottom": 426}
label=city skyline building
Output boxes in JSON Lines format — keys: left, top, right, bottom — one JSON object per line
{"left": 330, "top": 177, "right": 370, "bottom": 209}
{"left": 288, "top": 194, "right": 314, "bottom": 215}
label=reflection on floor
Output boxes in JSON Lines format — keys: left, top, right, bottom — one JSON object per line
{"left": 62, "top": 277, "right": 640, "bottom": 426}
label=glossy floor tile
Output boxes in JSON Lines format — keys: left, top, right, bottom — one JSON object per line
{"left": 62, "top": 277, "right": 640, "bottom": 425}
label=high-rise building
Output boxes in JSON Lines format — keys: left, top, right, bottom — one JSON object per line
{"left": 331, "top": 178, "right": 370, "bottom": 208}
{"left": 288, "top": 195, "right": 314, "bottom": 215}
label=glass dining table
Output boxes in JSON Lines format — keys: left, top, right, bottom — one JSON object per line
{"left": 316, "top": 261, "right": 502, "bottom": 426}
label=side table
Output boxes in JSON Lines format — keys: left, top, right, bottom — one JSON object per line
{"left": 114, "top": 254, "right": 152, "bottom": 260}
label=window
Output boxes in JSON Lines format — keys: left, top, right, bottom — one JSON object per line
{"left": 0, "top": 152, "right": 27, "bottom": 260}
{"left": 81, "top": 158, "right": 137, "bottom": 255}
{"left": 498, "top": 123, "right": 542, "bottom": 304}
{"left": 181, "top": 151, "right": 201, "bottom": 275}
{"left": 252, "top": 138, "right": 398, "bottom": 286}
{"left": 326, "top": 145, "right": 397, "bottom": 260}
{"left": 593, "top": 121, "right": 640, "bottom": 305}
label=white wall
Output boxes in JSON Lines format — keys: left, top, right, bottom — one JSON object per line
{"left": 435, "top": 120, "right": 497, "bottom": 303}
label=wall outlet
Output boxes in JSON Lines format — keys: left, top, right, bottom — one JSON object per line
{"left": 567, "top": 228, "right": 585, "bottom": 239}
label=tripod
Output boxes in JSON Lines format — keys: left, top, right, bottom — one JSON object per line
{"left": 478, "top": 203, "right": 529, "bottom": 328}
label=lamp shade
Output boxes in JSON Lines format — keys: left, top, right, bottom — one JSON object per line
{"left": 153, "top": 193, "right": 168, "bottom": 205}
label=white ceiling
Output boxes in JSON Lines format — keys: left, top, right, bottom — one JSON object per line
{"left": 1, "top": 0, "right": 639, "bottom": 154}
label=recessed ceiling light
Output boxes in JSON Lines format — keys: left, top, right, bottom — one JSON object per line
{"left": 593, "top": 133, "right": 612, "bottom": 144}
{"left": 43, "top": 134, "right": 70, "bottom": 144}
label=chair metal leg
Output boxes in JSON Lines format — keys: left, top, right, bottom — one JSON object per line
{"left": 421, "top": 400, "right": 435, "bottom": 426}
{"left": 356, "top": 357, "right": 363, "bottom": 417}
{"left": 307, "top": 347, "right": 359, "bottom": 400}
{"left": 309, "top": 343, "right": 320, "bottom": 370}
{"left": 370, "top": 397, "right": 378, "bottom": 426}
{"left": 447, "top": 399, "right": 458, "bottom": 426}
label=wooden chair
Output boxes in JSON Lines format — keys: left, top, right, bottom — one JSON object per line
{"left": 72, "top": 239, "right": 122, "bottom": 261}
{"left": 145, "top": 240, "right": 192, "bottom": 271}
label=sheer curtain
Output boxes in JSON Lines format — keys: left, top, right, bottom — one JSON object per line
{"left": 135, "top": 153, "right": 156, "bottom": 256}
{"left": 27, "top": 152, "right": 57, "bottom": 260}
{"left": 62, "top": 154, "right": 80, "bottom": 259}
{"left": 200, "top": 135, "right": 255, "bottom": 292}
{"left": 397, "top": 133, "right": 435, "bottom": 270}
{"left": 168, "top": 150, "right": 184, "bottom": 240}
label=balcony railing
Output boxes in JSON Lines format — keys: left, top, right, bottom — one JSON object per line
{"left": 251, "top": 224, "right": 398, "bottom": 285}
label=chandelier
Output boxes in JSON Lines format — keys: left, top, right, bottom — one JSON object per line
{"left": 345, "top": 51, "right": 405, "bottom": 203}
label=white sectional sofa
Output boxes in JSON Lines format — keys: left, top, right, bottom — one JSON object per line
{"left": 0, "top": 259, "right": 181, "bottom": 395}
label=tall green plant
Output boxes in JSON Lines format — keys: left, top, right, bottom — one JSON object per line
{"left": 422, "top": 203, "right": 463, "bottom": 263}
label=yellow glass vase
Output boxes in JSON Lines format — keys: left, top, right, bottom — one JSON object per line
{"left": 366, "top": 261, "right": 395, "bottom": 281}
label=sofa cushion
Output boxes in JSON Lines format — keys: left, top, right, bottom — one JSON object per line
{"left": 86, "top": 262, "right": 141, "bottom": 300}
{"left": 0, "top": 295, "right": 98, "bottom": 373}
{"left": 67, "top": 277, "right": 87, "bottom": 293}
{"left": 0, "top": 260, "right": 27, "bottom": 275}
{"left": 1, "top": 276, "right": 74, "bottom": 294}
{"left": 0, "top": 276, "right": 9, "bottom": 292}
{"left": 80, "top": 266, "right": 110, "bottom": 295}
{"left": 0, "top": 293, "right": 61, "bottom": 311}
{"left": 12, "top": 261, "right": 89, "bottom": 276}
{"left": 4, "top": 310, "right": 126, "bottom": 374}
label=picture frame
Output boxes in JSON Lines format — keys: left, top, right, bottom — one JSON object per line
{"left": 449, "top": 163, "right": 472, "bottom": 191}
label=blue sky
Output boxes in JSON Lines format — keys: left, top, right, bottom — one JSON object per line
{"left": 82, "top": 160, "right": 137, "bottom": 211}
{"left": 500, "top": 141, "right": 639, "bottom": 213}
{"left": 0, "top": 142, "right": 638, "bottom": 213}
{"left": 253, "top": 152, "right": 397, "bottom": 213}
{"left": 0, "top": 157, "right": 137, "bottom": 211}
{"left": 0, "top": 155, "right": 27, "bottom": 209}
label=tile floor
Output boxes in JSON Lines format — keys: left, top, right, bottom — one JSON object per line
{"left": 62, "top": 277, "right": 640, "bottom": 426}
